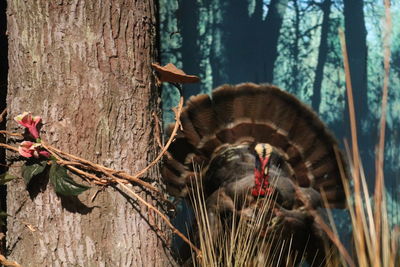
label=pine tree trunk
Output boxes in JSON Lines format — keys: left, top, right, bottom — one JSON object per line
{"left": 311, "top": 0, "right": 332, "bottom": 112}
{"left": 177, "top": 0, "right": 201, "bottom": 99}
{"left": 343, "top": 0, "right": 368, "bottom": 116}
{"left": 291, "top": 0, "right": 300, "bottom": 95}
{"left": 343, "top": 0, "right": 374, "bottom": 186}
{"left": 264, "top": 0, "right": 289, "bottom": 83}
{"left": 6, "top": 1, "right": 175, "bottom": 266}
{"left": 0, "top": 0, "right": 7, "bottom": 257}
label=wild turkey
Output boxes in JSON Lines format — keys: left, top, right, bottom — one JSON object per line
{"left": 162, "top": 83, "right": 347, "bottom": 265}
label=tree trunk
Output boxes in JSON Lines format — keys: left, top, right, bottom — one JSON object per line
{"left": 343, "top": 0, "right": 368, "bottom": 115}
{"left": 177, "top": 0, "right": 201, "bottom": 99}
{"left": 343, "top": 0, "right": 374, "bottom": 185}
{"left": 291, "top": 0, "right": 300, "bottom": 95}
{"left": 311, "top": 0, "right": 332, "bottom": 112}
{"left": 217, "top": 0, "right": 251, "bottom": 84}
{"left": 217, "top": 0, "right": 289, "bottom": 84}
{"left": 264, "top": 0, "right": 289, "bottom": 83}
{"left": 0, "top": 0, "right": 7, "bottom": 256}
{"left": 6, "top": 1, "right": 175, "bottom": 266}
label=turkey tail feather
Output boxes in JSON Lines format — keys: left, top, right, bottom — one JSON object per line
{"left": 163, "top": 83, "right": 348, "bottom": 208}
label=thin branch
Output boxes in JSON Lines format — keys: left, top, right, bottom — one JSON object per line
{"left": 0, "top": 143, "right": 19, "bottom": 153}
{"left": 0, "top": 85, "right": 187, "bottom": 259}
{"left": 0, "top": 254, "right": 22, "bottom": 267}
{"left": 0, "top": 131, "right": 23, "bottom": 138}
{"left": 116, "top": 180, "right": 202, "bottom": 258}
{"left": 42, "top": 142, "right": 160, "bottom": 192}
{"left": 0, "top": 108, "right": 6, "bottom": 123}
{"left": 152, "top": 111, "right": 164, "bottom": 150}
{"left": 41, "top": 95, "right": 184, "bottom": 199}
{"left": 130, "top": 95, "right": 183, "bottom": 181}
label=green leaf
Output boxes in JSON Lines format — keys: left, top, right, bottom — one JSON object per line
{"left": 49, "top": 163, "right": 89, "bottom": 196}
{"left": 22, "top": 161, "right": 48, "bottom": 186}
{"left": 0, "top": 172, "right": 17, "bottom": 185}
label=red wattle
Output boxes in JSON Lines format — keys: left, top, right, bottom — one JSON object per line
{"left": 252, "top": 156, "right": 272, "bottom": 197}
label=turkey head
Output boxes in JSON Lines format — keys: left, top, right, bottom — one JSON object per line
{"left": 162, "top": 83, "right": 347, "bottom": 264}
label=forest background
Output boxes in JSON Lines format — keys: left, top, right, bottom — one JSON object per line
{"left": 159, "top": 0, "right": 400, "bottom": 238}
{"left": 0, "top": 0, "right": 398, "bottom": 264}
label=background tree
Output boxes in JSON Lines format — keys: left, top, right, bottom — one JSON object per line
{"left": 214, "top": 0, "right": 289, "bottom": 85}
{"left": 5, "top": 1, "right": 174, "bottom": 266}
{"left": 160, "top": 0, "right": 400, "bottom": 246}
{"left": 343, "top": 0, "right": 373, "bottom": 185}
{"left": 176, "top": 0, "right": 201, "bottom": 99}
{"left": 311, "top": 0, "right": 332, "bottom": 112}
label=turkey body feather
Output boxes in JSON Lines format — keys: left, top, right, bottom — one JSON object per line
{"left": 162, "top": 83, "right": 348, "bottom": 264}
{"left": 163, "top": 83, "right": 347, "bottom": 207}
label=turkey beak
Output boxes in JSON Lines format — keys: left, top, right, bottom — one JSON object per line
{"left": 254, "top": 143, "right": 273, "bottom": 177}
{"left": 264, "top": 159, "right": 270, "bottom": 176}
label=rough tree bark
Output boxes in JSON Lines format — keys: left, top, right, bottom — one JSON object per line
{"left": 0, "top": 0, "right": 7, "bottom": 256}
{"left": 6, "top": 1, "right": 175, "bottom": 266}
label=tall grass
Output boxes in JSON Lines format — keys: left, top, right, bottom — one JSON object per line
{"left": 188, "top": 172, "right": 305, "bottom": 267}
{"left": 185, "top": 147, "right": 399, "bottom": 266}
{"left": 332, "top": 1, "right": 399, "bottom": 265}
{"left": 182, "top": 3, "right": 399, "bottom": 265}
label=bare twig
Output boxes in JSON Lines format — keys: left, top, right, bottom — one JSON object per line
{"left": 0, "top": 131, "right": 23, "bottom": 138}
{"left": 0, "top": 254, "right": 22, "bottom": 267}
{"left": 41, "top": 142, "right": 158, "bottom": 190}
{"left": 40, "top": 95, "right": 184, "bottom": 207}
{"left": 128, "top": 96, "right": 183, "bottom": 181}
{"left": 116, "top": 180, "right": 202, "bottom": 258}
{"left": 22, "top": 221, "right": 37, "bottom": 232}
{"left": 0, "top": 86, "right": 189, "bottom": 256}
{"left": 90, "top": 188, "right": 105, "bottom": 202}
{"left": 152, "top": 112, "right": 164, "bottom": 150}
{"left": 0, "top": 108, "right": 6, "bottom": 123}
{"left": 0, "top": 143, "right": 19, "bottom": 153}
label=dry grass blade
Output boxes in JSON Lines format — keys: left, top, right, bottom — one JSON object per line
{"left": 338, "top": 28, "right": 367, "bottom": 266}
{"left": 309, "top": 208, "right": 355, "bottom": 267}
{"left": 188, "top": 168, "right": 300, "bottom": 267}
{"left": 374, "top": 1, "right": 392, "bottom": 265}
{"left": 330, "top": 19, "right": 399, "bottom": 267}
